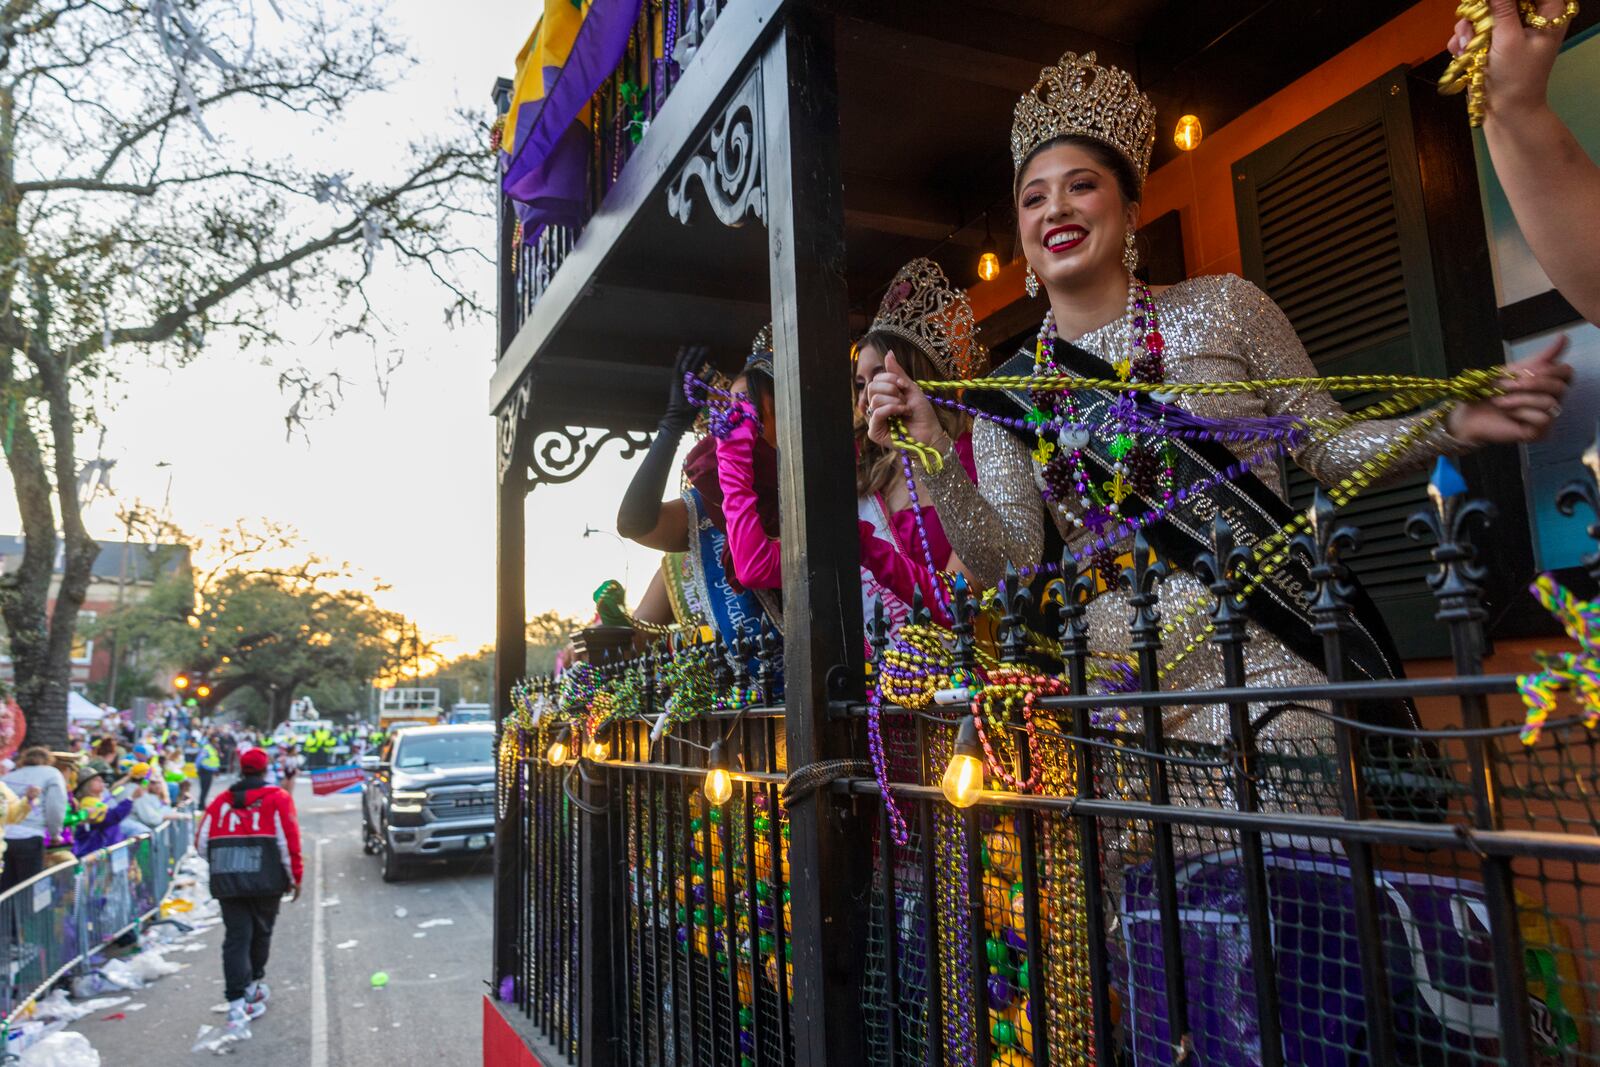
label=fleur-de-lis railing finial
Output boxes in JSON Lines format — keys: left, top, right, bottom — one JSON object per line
{"left": 712, "top": 632, "right": 733, "bottom": 695}
{"left": 910, "top": 583, "right": 929, "bottom": 628}
{"left": 1406, "top": 456, "right": 1495, "bottom": 625}
{"left": 1292, "top": 488, "right": 1362, "bottom": 634}
{"left": 951, "top": 574, "right": 977, "bottom": 675}
{"left": 757, "top": 619, "right": 779, "bottom": 704}
{"left": 1556, "top": 421, "right": 1600, "bottom": 586}
{"left": 1194, "top": 515, "right": 1253, "bottom": 646}
{"left": 1118, "top": 532, "right": 1168, "bottom": 654}
{"left": 866, "top": 595, "right": 889, "bottom": 667}
{"left": 731, "top": 621, "right": 751, "bottom": 702}
{"left": 998, "top": 562, "right": 1031, "bottom": 664}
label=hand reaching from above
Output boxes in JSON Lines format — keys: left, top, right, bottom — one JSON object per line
{"left": 1448, "top": 0, "right": 1568, "bottom": 120}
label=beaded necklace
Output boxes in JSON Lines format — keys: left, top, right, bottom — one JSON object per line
{"left": 1033, "top": 279, "right": 1175, "bottom": 581}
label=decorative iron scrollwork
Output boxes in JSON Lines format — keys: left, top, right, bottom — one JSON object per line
{"left": 525, "top": 426, "right": 653, "bottom": 490}
{"left": 667, "top": 68, "right": 765, "bottom": 227}
{"left": 497, "top": 377, "right": 533, "bottom": 485}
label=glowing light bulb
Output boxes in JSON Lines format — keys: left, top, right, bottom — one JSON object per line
{"left": 704, "top": 767, "right": 733, "bottom": 806}
{"left": 1174, "top": 114, "right": 1202, "bottom": 152}
{"left": 977, "top": 250, "right": 1001, "bottom": 282}
{"left": 546, "top": 725, "right": 572, "bottom": 766}
{"left": 942, "top": 753, "right": 985, "bottom": 808}
{"left": 941, "top": 717, "right": 986, "bottom": 808}
{"left": 584, "top": 737, "right": 608, "bottom": 761}
{"left": 704, "top": 740, "right": 733, "bottom": 806}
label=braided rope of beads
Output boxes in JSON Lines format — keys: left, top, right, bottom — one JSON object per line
{"left": 918, "top": 368, "right": 1505, "bottom": 400}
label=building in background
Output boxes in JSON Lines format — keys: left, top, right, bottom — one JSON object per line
{"left": 0, "top": 536, "right": 191, "bottom": 697}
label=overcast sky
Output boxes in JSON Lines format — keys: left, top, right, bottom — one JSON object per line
{"left": 0, "top": 0, "right": 666, "bottom": 657}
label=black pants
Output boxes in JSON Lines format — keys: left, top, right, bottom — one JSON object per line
{"left": 197, "top": 768, "right": 215, "bottom": 808}
{"left": 0, "top": 837, "right": 44, "bottom": 893}
{"left": 219, "top": 896, "right": 280, "bottom": 1001}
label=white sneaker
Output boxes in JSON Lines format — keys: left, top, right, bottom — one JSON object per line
{"left": 225, "top": 997, "right": 265, "bottom": 1038}
{"left": 246, "top": 980, "right": 271, "bottom": 1006}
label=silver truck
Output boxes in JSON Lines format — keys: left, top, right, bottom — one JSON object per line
{"left": 360, "top": 723, "right": 495, "bottom": 882}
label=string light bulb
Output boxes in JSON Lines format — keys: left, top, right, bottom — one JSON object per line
{"left": 977, "top": 213, "right": 1001, "bottom": 282}
{"left": 583, "top": 723, "right": 610, "bottom": 762}
{"left": 546, "top": 724, "right": 573, "bottom": 766}
{"left": 704, "top": 740, "right": 733, "bottom": 806}
{"left": 1174, "top": 114, "right": 1202, "bottom": 152}
{"left": 941, "top": 716, "right": 986, "bottom": 808}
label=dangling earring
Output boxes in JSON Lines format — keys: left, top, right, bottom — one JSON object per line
{"left": 1123, "top": 230, "right": 1139, "bottom": 275}
{"left": 1024, "top": 265, "right": 1039, "bottom": 298}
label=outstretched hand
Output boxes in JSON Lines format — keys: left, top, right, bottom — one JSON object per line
{"left": 1447, "top": 335, "right": 1571, "bottom": 445}
{"left": 863, "top": 352, "right": 944, "bottom": 450}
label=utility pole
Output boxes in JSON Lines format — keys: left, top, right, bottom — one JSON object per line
{"left": 105, "top": 507, "right": 138, "bottom": 710}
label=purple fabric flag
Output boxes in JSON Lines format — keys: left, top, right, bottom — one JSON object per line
{"left": 500, "top": 0, "right": 644, "bottom": 242}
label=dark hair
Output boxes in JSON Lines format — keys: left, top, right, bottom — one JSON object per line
{"left": 744, "top": 363, "right": 774, "bottom": 412}
{"left": 1015, "top": 134, "right": 1140, "bottom": 205}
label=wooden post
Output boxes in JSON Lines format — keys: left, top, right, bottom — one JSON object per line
{"left": 492, "top": 457, "right": 528, "bottom": 999}
{"left": 762, "top": 8, "right": 869, "bottom": 1065}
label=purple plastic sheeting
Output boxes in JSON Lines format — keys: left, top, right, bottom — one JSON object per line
{"left": 1116, "top": 846, "right": 1572, "bottom": 1065}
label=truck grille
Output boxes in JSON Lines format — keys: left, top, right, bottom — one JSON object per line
{"left": 426, "top": 788, "right": 494, "bottom": 819}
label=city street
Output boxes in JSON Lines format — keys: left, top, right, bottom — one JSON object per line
{"left": 63, "top": 780, "right": 492, "bottom": 1065}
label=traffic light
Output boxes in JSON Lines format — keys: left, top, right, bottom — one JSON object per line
{"left": 173, "top": 673, "right": 190, "bottom": 691}
{"left": 195, "top": 684, "right": 212, "bottom": 699}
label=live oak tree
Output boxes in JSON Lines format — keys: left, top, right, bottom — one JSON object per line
{"left": 0, "top": 2, "right": 489, "bottom": 745}
{"left": 105, "top": 520, "right": 413, "bottom": 726}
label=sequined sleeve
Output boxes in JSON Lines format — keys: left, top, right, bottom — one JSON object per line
{"left": 1227, "top": 275, "right": 1465, "bottom": 488}
{"left": 916, "top": 420, "right": 1044, "bottom": 589}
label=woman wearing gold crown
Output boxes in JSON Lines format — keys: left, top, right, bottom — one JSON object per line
{"left": 854, "top": 257, "right": 1040, "bottom": 634}
{"left": 866, "top": 50, "right": 1570, "bottom": 738}
{"left": 715, "top": 264, "right": 1040, "bottom": 643}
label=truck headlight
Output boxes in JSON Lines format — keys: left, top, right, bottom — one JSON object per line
{"left": 391, "top": 790, "right": 427, "bottom": 814}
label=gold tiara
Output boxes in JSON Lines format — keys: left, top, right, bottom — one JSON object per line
{"left": 1011, "top": 51, "right": 1156, "bottom": 184}
{"left": 868, "top": 258, "right": 988, "bottom": 380}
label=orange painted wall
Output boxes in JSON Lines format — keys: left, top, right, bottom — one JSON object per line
{"left": 970, "top": 0, "right": 1461, "bottom": 322}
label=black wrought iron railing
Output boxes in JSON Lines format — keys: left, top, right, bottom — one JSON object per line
{"left": 495, "top": 0, "right": 735, "bottom": 353}
{"left": 497, "top": 459, "right": 1600, "bottom": 1066}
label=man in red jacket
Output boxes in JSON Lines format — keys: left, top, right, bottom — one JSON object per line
{"left": 196, "top": 747, "right": 302, "bottom": 1037}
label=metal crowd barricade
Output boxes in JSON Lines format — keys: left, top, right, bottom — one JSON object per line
{"left": 0, "top": 815, "right": 194, "bottom": 1029}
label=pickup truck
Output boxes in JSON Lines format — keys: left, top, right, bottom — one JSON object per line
{"left": 360, "top": 723, "right": 495, "bottom": 882}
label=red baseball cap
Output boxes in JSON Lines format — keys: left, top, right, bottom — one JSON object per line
{"left": 239, "top": 748, "right": 269, "bottom": 774}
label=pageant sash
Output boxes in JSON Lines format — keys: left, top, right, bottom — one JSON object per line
{"left": 682, "top": 488, "right": 781, "bottom": 673}
{"left": 978, "top": 346, "right": 1419, "bottom": 730}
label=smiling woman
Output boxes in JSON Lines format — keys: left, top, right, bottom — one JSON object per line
{"left": 861, "top": 47, "right": 1576, "bottom": 741}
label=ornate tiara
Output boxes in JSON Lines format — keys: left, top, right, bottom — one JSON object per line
{"left": 868, "top": 258, "right": 988, "bottom": 380}
{"left": 1011, "top": 51, "right": 1156, "bottom": 184}
{"left": 750, "top": 323, "right": 773, "bottom": 356}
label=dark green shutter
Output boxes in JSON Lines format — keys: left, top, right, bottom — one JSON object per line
{"left": 1234, "top": 70, "right": 1451, "bottom": 658}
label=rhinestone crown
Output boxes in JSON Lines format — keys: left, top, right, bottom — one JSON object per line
{"left": 869, "top": 258, "right": 989, "bottom": 380}
{"left": 1011, "top": 51, "right": 1156, "bottom": 184}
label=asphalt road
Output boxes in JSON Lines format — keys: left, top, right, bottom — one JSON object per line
{"left": 64, "top": 778, "right": 493, "bottom": 1065}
